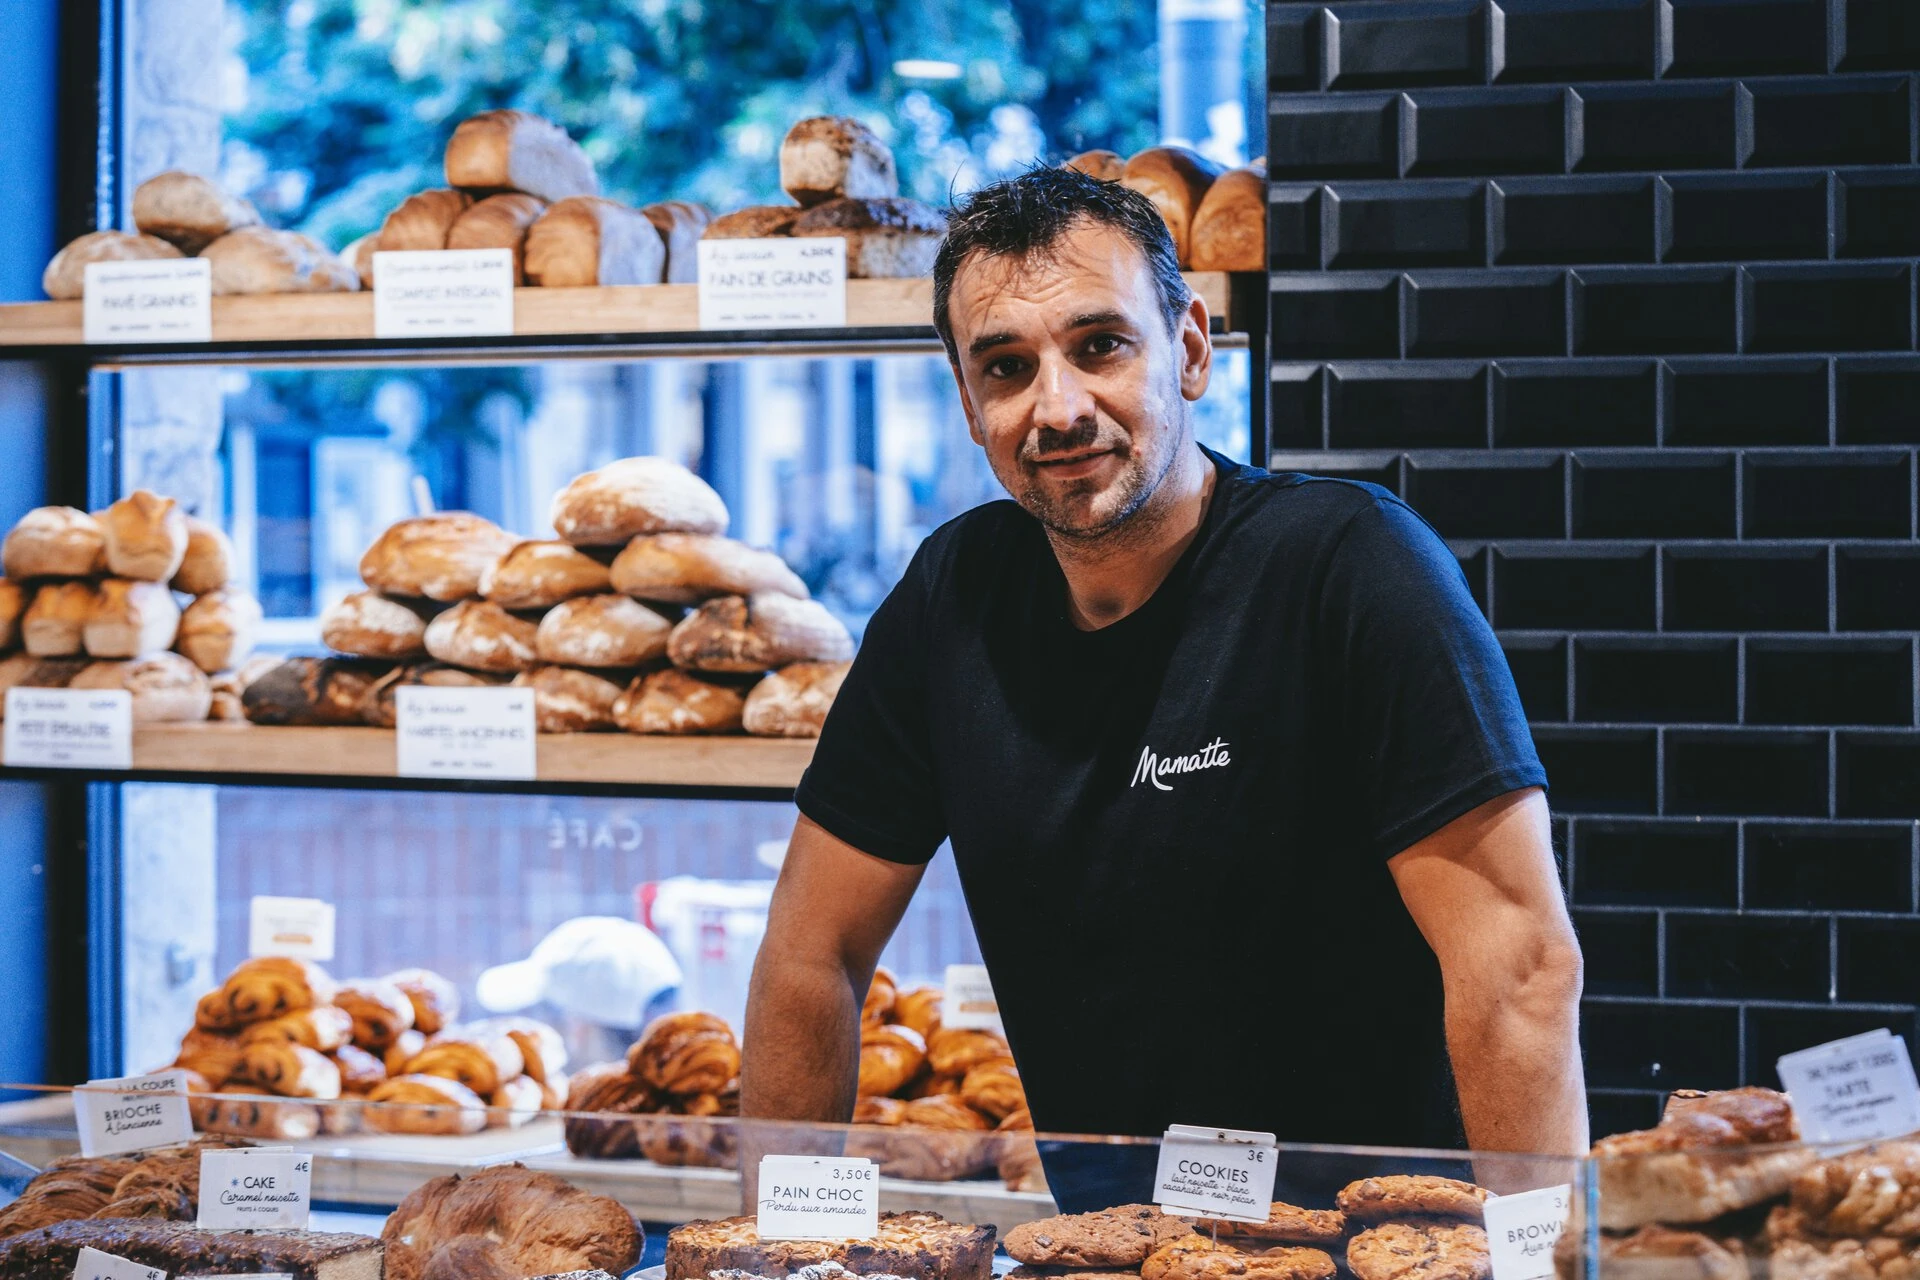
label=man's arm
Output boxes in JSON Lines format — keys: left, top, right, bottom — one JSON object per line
{"left": 741, "top": 814, "right": 926, "bottom": 1122}
{"left": 1388, "top": 787, "right": 1587, "bottom": 1155}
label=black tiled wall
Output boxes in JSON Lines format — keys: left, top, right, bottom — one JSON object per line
{"left": 1266, "top": 0, "right": 1920, "bottom": 1138}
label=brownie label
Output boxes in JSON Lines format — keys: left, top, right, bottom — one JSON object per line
{"left": 73, "top": 1070, "right": 194, "bottom": 1157}
{"left": 1778, "top": 1028, "right": 1920, "bottom": 1144}
{"left": 372, "top": 249, "right": 514, "bottom": 338}
{"left": 83, "top": 257, "right": 212, "bottom": 345}
{"left": 1483, "top": 1184, "right": 1571, "bottom": 1280}
{"left": 1154, "top": 1124, "right": 1278, "bottom": 1223}
{"left": 757, "top": 1154, "right": 878, "bottom": 1241}
{"left": 72, "top": 1246, "right": 165, "bottom": 1280}
{"left": 196, "top": 1147, "right": 312, "bottom": 1230}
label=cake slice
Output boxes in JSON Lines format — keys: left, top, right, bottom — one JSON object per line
{"left": 0, "top": 1219, "right": 381, "bottom": 1279}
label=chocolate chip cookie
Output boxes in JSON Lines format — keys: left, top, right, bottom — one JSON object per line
{"left": 1143, "top": 1236, "right": 1338, "bottom": 1280}
{"left": 1347, "top": 1223, "right": 1491, "bottom": 1280}
{"left": 1336, "top": 1177, "right": 1489, "bottom": 1224}
{"left": 1198, "top": 1203, "right": 1347, "bottom": 1245}
{"left": 1006, "top": 1206, "right": 1192, "bottom": 1268}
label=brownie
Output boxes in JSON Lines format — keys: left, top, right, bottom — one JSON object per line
{"left": 667, "top": 1211, "right": 995, "bottom": 1280}
{"left": 0, "top": 1219, "right": 382, "bottom": 1280}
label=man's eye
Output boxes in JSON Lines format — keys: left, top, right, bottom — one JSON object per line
{"left": 985, "top": 357, "right": 1025, "bottom": 378}
{"left": 1086, "top": 334, "right": 1124, "bottom": 356}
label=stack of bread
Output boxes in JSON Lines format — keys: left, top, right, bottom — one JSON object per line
{"left": 171, "top": 957, "right": 566, "bottom": 1142}
{"left": 1064, "top": 147, "right": 1266, "bottom": 271}
{"left": 0, "top": 1138, "right": 243, "bottom": 1240}
{"left": 562, "top": 1011, "right": 741, "bottom": 1168}
{"left": 267, "top": 453, "right": 851, "bottom": 736}
{"left": 0, "top": 493, "right": 259, "bottom": 723}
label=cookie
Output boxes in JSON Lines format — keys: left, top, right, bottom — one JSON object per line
{"left": 1007, "top": 1269, "right": 1149, "bottom": 1280}
{"left": 1198, "top": 1203, "right": 1347, "bottom": 1245}
{"left": 1336, "top": 1177, "right": 1489, "bottom": 1224}
{"left": 1006, "top": 1206, "right": 1191, "bottom": 1268}
{"left": 1143, "top": 1236, "right": 1337, "bottom": 1280}
{"left": 1346, "top": 1223, "right": 1491, "bottom": 1280}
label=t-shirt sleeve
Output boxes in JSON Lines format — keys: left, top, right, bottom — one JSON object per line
{"left": 1321, "top": 494, "right": 1547, "bottom": 861}
{"left": 792, "top": 545, "right": 948, "bottom": 865}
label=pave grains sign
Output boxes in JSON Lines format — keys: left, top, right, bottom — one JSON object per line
{"left": 83, "top": 258, "right": 212, "bottom": 344}
{"left": 698, "top": 238, "right": 846, "bottom": 330}
{"left": 1153, "top": 1125, "right": 1278, "bottom": 1224}
{"left": 757, "top": 1155, "right": 878, "bottom": 1241}
{"left": 73, "top": 1070, "right": 194, "bottom": 1158}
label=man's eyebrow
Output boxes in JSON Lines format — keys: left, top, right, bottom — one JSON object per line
{"left": 967, "top": 332, "right": 1017, "bottom": 358}
{"left": 1068, "top": 310, "right": 1127, "bottom": 329}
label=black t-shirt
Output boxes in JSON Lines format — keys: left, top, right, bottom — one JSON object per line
{"left": 795, "top": 449, "right": 1546, "bottom": 1148}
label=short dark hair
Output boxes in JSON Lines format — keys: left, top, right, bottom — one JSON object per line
{"left": 932, "top": 165, "right": 1192, "bottom": 362}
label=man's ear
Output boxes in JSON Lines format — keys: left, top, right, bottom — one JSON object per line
{"left": 1179, "top": 295, "right": 1213, "bottom": 403}
{"left": 951, "top": 362, "right": 986, "bottom": 447}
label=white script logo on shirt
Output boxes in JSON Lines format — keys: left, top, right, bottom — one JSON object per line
{"left": 1130, "top": 738, "right": 1232, "bottom": 791}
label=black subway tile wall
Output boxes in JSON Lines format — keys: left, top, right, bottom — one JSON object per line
{"left": 1268, "top": 0, "right": 1920, "bottom": 1131}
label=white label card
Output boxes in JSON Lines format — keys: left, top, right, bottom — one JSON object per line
{"left": 1153, "top": 1125, "right": 1279, "bottom": 1223}
{"left": 73, "top": 1071, "right": 194, "bottom": 1158}
{"left": 83, "top": 258, "right": 212, "bottom": 345}
{"left": 943, "top": 964, "right": 1002, "bottom": 1032}
{"left": 372, "top": 249, "right": 515, "bottom": 338}
{"left": 196, "top": 1148, "right": 312, "bottom": 1230}
{"left": 248, "top": 895, "right": 336, "bottom": 961}
{"left": 72, "top": 1247, "right": 166, "bottom": 1280}
{"left": 394, "top": 685, "right": 537, "bottom": 780}
{"left": 1484, "top": 1184, "right": 1573, "bottom": 1280}
{"left": 1778, "top": 1028, "right": 1920, "bottom": 1144}
{"left": 4, "top": 689, "right": 133, "bottom": 770}
{"left": 756, "top": 1155, "right": 878, "bottom": 1241}
{"left": 697, "top": 238, "right": 846, "bottom": 330}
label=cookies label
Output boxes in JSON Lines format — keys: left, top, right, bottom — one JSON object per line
{"left": 1484, "top": 1184, "right": 1571, "bottom": 1280}
{"left": 1778, "top": 1028, "right": 1920, "bottom": 1144}
{"left": 83, "top": 257, "right": 212, "bottom": 345}
{"left": 72, "top": 1247, "right": 166, "bottom": 1280}
{"left": 943, "top": 964, "right": 1002, "bottom": 1032}
{"left": 4, "top": 689, "right": 133, "bottom": 770}
{"left": 72, "top": 1070, "right": 194, "bottom": 1157}
{"left": 394, "top": 686, "right": 537, "bottom": 780}
{"left": 698, "top": 239, "right": 846, "bottom": 330}
{"left": 196, "top": 1147, "right": 313, "bottom": 1230}
{"left": 757, "top": 1155, "right": 878, "bottom": 1241}
{"left": 1153, "top": 1124, "right": 1278, "bottom": 1223}
{"left": 248, "top": 895, "right": 336, "bottom": 961}
{"left": 372, "top": 249, "right": 514, "bottom": 337}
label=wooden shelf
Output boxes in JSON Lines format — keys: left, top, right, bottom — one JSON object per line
{"left": 0, "top": 272, "right": 1250, "bottom": 365}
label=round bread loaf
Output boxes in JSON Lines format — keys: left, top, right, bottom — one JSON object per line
{"left": 481, "top": 539, "right": 612, "bottom": 609}
{"left": 792, "top": 197, "right": 947, "bottom": 279}
{"left": 612, "top": 533, "right": 806, "bottom": 604}
{"left": 69, "top": 652, "right": 212, "bottom": 723}
{"left": 3, "top": 506, "right": 105, "bottom": 579}
{"left": 321, "top": 589, "right": 437, "bottom": 659}
{"left": 742, "top": 661, "right": 850, "bottom": 737}
{"left": 550, "top": 457, "right": 729, "bottom": 545}
{"left": 202, "top": 225, "right": 360, "bottom": 295}
{"left": 666, "top": 593, "right": 853, "bottom": 673}
{"left": 175, "top": 587, "right": 261, "bottom": 674}
{"left": 376, "top": 188, "right": 474, "bottom": 254}
{"left": 612, "top": 668, "right": 747, "bottom": 734}
{"left": 171, "top": 516, "right": 234, "bottom": 594}
{"left": 1189, "top": 163, "right": 1267, "bottom": 273}
{"left": 41, "top": 231, "right": 182, "bottom": 300}
{"left": 82, "top": 578, "right": 180, "bottom": 658}
{"left": 100, "top": 490, "right": 189, "bottom": 582}
{"left": 22, "top": 580, "right": 95, "bottom": 656}
{"left": 702, "top": 205, "right": 803, "bottom": 239}
{"left": 423, "top": 600, "right": 540, "bottom": 673}
{"left": 132, "top": 170, "right": 261, "bottom": 254}
{"left": 1121, "top": 146, "right": 1225, "bottom": 268}
{"left": 0, "top": 578, "right": 28, "bottom": 649}
{"left": 1064, "top": 149, "right": 1127, "bottom": 182}
{"left": 382, "top": 1163, "right": 641, "bottom": 1280}
{"left": 359, "top": 512, "right": 518, "bottom": 602}
{"left": 512, "top": 663, "right": 626, "bottom": 732}
{"left": 534, "top": 594, "right": 671, "bottom": 668}
{"left": 780, "top": 115, "right": 900, "bottom": 206}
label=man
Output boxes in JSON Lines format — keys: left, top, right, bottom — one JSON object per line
{"left": 741, "top": 167, "right": 1586, "bottom": 1172}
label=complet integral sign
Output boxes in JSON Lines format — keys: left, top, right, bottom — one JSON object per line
{"left": 372, "top": 248, "right": 514, "bottom": 337}
{"left": 697, "top": 238, "right": 846, "bottom": 329}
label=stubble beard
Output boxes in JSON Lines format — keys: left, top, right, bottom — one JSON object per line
{"left": 1012, "top": 419, "right": 1182, "bottom": 548}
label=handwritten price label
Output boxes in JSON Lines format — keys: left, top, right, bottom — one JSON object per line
{"left": 1778, "top": 1029, "right": 1920, "bottom": 1144}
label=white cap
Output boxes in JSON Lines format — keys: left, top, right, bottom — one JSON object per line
{"left": 476, "top": 916, "right": 684, "bottom": 1027}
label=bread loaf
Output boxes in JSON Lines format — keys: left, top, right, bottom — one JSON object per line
{"left": 446, "top": 193, "right": 549, "bottom": 283}
{"left": 1064, "top": 150, "right": 1127, "bottom": 182}
{"left": 667, "top": 593, "right": 854, "bottom": 673}
{"left": 792, "top": 197, "right": 946, "bottom": 278}
{"left": 612, "top": 668, "right": 746, "bottom": 734}
{"left": 780, "top": 116, "right": 899, "bottom": 206}
{"left": 702, "top": 206, "right": 803, "bottom": 239}
{"left": 0, "top": 579, "right": 27, "bottom": 649}
{"left": 513, "top": 664, "right": 626, "bottom": 732}
{"left": 375, "top": 188, "right": 474, "bottom": 253}
{"left": 176, "top": 588, "right": 260, "bottom": 673}
{"left": 524, "top": 197, "right": 665, "bottom": 287}
{"left": 321, "top": 590, "right": 437, "bottom": 659}
{"left": 342, "top": 231, "right": 378, "bottom": 290}
{"left": 70, "top": 652, "right": 213, "bottom": 723}
{"left": 479, "top": 540, "right": 611, "bottom": 609}
{"left": 551, "top": 457, "right": 728, "bottom": 545}
{"left": 610, "top": 533, "right": 806, "bottom": 604}
{"left": 4, "top": 506, "right": 105, "bottom": 579}
{"left": 203, "top": 226, "right": 360, "bottom": 295}
{"left": 359, "top": 512, "right": 517, "bottom": 601}
{"left": 101, "top": 490, "right": 188, "bottom": 581}
{"left": 209, "top": 653, "right": 279, "bottom": 722}
{"left": 22, "top": 581, "right": 94, "bottom": 656}
{"left": 444, "top": 109, "right": 600, "bottom": 203}
{"left": 742, "top": 661, "right": 850, "bottom": 737}
{"left": 0, "top": 654, "right": 87, "bottom": 710}
{"left": 1189, "top": 163, "right": 1267, "bottom": 272}
{"left": 132, "top": 171, "right": 261, "bottom": 254}
{"left": 1121, "top": 146, "right": 1225, "bottom": 267}
{"left": 534, "top": 594, "right": 671, "bottom": 668}
{"left": 242, "top": 657, "right": 395, "bottom": 726}
{"left": 41, "top": 231, "right": 183, "bottom": 300}
{"left": 423, "top": 600, "right": 540, "bottom": 673}
{"left": 172, "top": 516, "right": 233, "bottom": 594}
{"left": 84, "top": 579, "right": 182, "bottom": 657}
{"left": 359, "top": 662, "right": 509, "bottom": 728}
{"left": 643, "top": 201, "right": 715, "bottom": 283}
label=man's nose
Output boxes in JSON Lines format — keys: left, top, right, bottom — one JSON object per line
{"left": 1031, "top": 351, "right": 1096, "bottom": 432}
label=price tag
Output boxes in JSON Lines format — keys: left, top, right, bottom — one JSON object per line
{"left": 943, "top": 964, "right": 1002, "bottom": 1032}
{"left": 72, "top": 1247, "right": 166, "bottom": 1280}
{"left": 1153, "top": 1124, "right": 1278, "bottom": 1223}
{"left": 82, "top": 257, "right": 212, "bottom": 344}
{"left": 1777, "top": 1028, "right": 1920, "bottom": 1144}
{"left": 196, "top": 1147, "right": 312, "bottom": 1230}
{"left": 372, "top": 249, "right": 514, "bottom": 337}
{"left": 394, "top": 685, "right": 536, "bottom": 780}
{"left": 697, "top": 238, "right": 846, "bottom": 330}
{"left": 73, "top": 1070, "right": 194, "bottom": 1157}
{"left": 756, "top": 1155, "right": 878, "bottom": 1241}
{"left": 1484, "top": 1184, "right": 1572, "bottom": 1280}
{"left": 4, "top": 689, "right": 133, "bottom": 770}
{"left": 248, "top": 895, "right": 336, "bottom": 961}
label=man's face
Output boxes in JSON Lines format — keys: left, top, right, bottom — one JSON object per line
{"left": 946, "top": 221, "right": 1211, "bottom": 539}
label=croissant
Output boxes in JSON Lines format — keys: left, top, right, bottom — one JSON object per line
{"left": 858, "top": 1024, "right": 927, "bottom": 1098}
{"left": 902, "top": 1094, "right": 993, "bottom": 1133}
{"left": 468, "top": 1016, "right": 567, "bottom": 1086}
{"left": 639, "top": 1111, "right": 736, "bottom": 1169}
{"left": 364, "top": 1073, "right": 488, "bottom": 1136}
{"left": 906, "top": 1068, "right": 963, "bottom": 1099}
{"left": 234, "top": 1040, "right": 342, "bottom": 1099}
{"left": 333, "top": 1042, "right": 389, "bottom": 1095}
{"left": 383, "top": 967, "right": 459, "bottom": 1036}
{"left": 848, "top": 1094, "right": 994, "bottom": 1181}
{"left": 854, "top": 1096, "right": 907, "bottom": 1126}
{"left": 960, "top": 1057, "right": 1025, "bottom": 1120}
{"left": 219, "top": 956, "right": 336, "bottom": 1025}
{"left": 334, "top": 979, "right": 416, "bottom": 1051}
{"left": 239, "top": 1006, "right": 354, "bottom": 1053}
{"left": 863, "top": 966, "right": 897, "bottom": 1025}
{"left": 927, "top": 1026, "right": 1009, "bottom": 1077}
{"left": 892, "top": 986, "right": 942, "bottom": 1038}
{"left": 996, "top": 1107, "right": 1047, "bottom": 1192}
{"left": 190, "top": 1084, "right": 322, "bottom": 1142}
{"left": 174, "top": 1027, "right": 244, "bottom": 1086}
{"left": 489, "top": 1075, "right": 546, "bottom": 1129}
{"left": 193, "top": 988, "right": 242, "bottom": 1033}
{"left": 561, "top": 1061, "right": 658, "bottom": 1159}
{"left": 404, "top": 1034, "right": 524, "bottom": 1098}
{"left": 628, "top": 1011, "right": 739, "bottom": 1095}
{"left": 384, "top": 1028, "right": 427, "bottom": 1076}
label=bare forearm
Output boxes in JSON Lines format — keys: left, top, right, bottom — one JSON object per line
{"left": 1447, "top": 941, "right": 1587, "bottom": 1155}
{"left": 741, "top": 944, "right": 864, "bottom": 1122}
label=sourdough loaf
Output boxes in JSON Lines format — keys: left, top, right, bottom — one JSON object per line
{"left": 742, "top": 661, "right": 850, "bottom": 737}
{"left": 551, "top": 457, "right": 729, "bottom": 545}
{"left": 82, "top": 578, "right": 181, "bottom": 657}
{"left": 1188, "top": 163, "right": 1266, "bottom": 272}
{"left": 612, "top": 669, "right": 747, "bottom": 734}
{"left": 667, "top": 593, "right": 853, "bottom": 673}
{"left": 1121, "top": 146, "right": 1225, "bottom": 268}
{"left": 703, "top": 206, "right": 804, "bottom": 239}
{"left": 101, "top": 489, "right": 188, "bottom": 581}
{"left": 359, "top": 512, "right": 517, "bottom": 602}
{"left": 203, "top": 226, "right": 360, "bottom": 295}
{"left": 41, "top": 232, "right": 183, "bottom": 300}
{"left": 643, "top": 200, "right": 715, "bottom": 283}
{"left": 376, "top": 188, "right": 474, "bottom": 253}
{"left": 447, "top": 193, "right": 549, "bottom": 283}
{"left": 173, "top": 515, "right": 234, "bottom": 594}
{"left": 480, "top": 540, "right": 612, "bottom": 609}
{"left": 792, "top": 197, "right": 946, "bottom": 278}
{"left": 780, "top": 116, "right": 900, "bottom": 207}
{"left": 176, "top": 588, "right": 261, "bottom": 673}
{"left": 535, "top": 594, "right": 671, "bottom": 668}
{"left": 423, "top": 600, "right": 540, "bottom": 673}
{"left": 321, "top": 590, "right": 437, "bottom": 659}
{"left": 513, "top": 664, "right": 627, "bottom": 732}
{"left": 21, "top": 582, "right": 94, "bottom": 656}
{"left": 132, "top": 171, "right": 261, "bottom": 254}
{"left": 610, "top": 532, "right": 806, "bottom": 603}
{"left": 70, "top": 653, "right": 213, "bottom": 723}
{"left": 4, "top": 506, "right": 105, "bottom": 579}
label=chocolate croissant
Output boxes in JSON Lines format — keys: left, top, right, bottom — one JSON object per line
{"left": 190, "top": 1083, "right": 322, "bottom": 1142}
{"left": 488, "top": 1075, "right": 546, "bottom": 1129}
{"left": 239, "top": 1005, "right": 354, "bottom": 1053}
{"left": 467, "top": 1015, "right": 567, "bottom": 1086}
{"left": 561, "top": 1061, "right": 658, "bottom": 1159}
{"left": 219, "top": 956, "right": 336, "bottom": 1026}
{"left": 174, "top": 1027, "right": 244, "bottom": 1086}
{"left": 927, "top": 1026, "right": 1010, "bottom": 1077}
{"left": 859, "top": 1024, "right": 927, "bottom": 1098}
{"left": 628, "top": 1011, "right": 739, "bottom": 1095}
{"left": 334, "top": 979, "right": 415, "bottom": 1052}
{"left": 960, "top": 1057, "right": 1025, "bottom": 1120}
{"left": 333, "top": 1042, "right": 389, "bottom": 1095}
{"left": 384, "top": 1028, "right": 427, "bottom": 1076}
{"left": 863, "top": 965, "right": 897, "bottom": 1025}
{"left": 364, "top": 1073, "right": 488, "bottom": 1136}
{"left": 404, "top": 1033, "right": 524, "bottom": 1098}
{"left": 892, "top": 986, "right": 942, "bottom": 1038}
{"left": 193, "top": 988, "right": 242, "bottom": 1033}
{"left": 383, "top": 967, "right": 459, "bottom": 1036}
{"left": 235, "top": 1040, "right": 342, "bottom": 1099}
